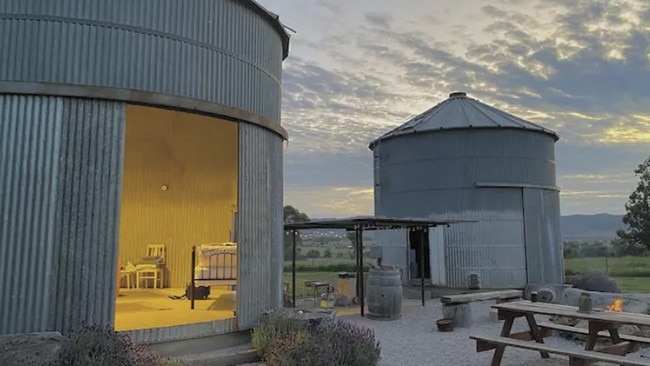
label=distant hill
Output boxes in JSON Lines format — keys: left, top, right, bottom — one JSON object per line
{"left": 560, "top": 213, "right": 624, "bottom": 241}
{"left": 303, "top": 214, "right": 625, "bottom": 241}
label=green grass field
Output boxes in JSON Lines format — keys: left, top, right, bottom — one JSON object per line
{"left": 564, "top": 256, "right": 650, "bottom": 277}
{"left": 610, "top": 277, "right": 650, "bottom": 293}
{"left": 280, "top": 256, "right": 650, "bottom": 294}
{"left": 564, "top": 256, "right": 650, "bottom": 293}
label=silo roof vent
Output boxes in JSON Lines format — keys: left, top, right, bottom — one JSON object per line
{"left": 449, "top": 91, "right": 467, "bottom": 98}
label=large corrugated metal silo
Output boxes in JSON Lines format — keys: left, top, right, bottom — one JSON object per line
{"left": 370, "top": 92, "right": 563, "bottom": 289}
{"left": 0, "top": 0, "right": 289, "bottom": 336}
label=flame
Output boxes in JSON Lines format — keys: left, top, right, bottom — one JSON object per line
{"left": 607, "top": 298, "right": 623, "bottom": 312}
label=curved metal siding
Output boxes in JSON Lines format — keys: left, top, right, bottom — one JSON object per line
{"left": 374, "top": 128, "right": 561, "bottom": 288}
{"left": 49, "top": 98, "right": 125, "bottom": 332}
{"left": 523, "top": 188, "right": 563, "bottom": 284}
{"left": 0, "top": 0, "right": 284, "bottom": 123}
{"left": 0, "top": 95, "right": 62, "bottom": 334}
{"left": 237, "top": 123, "right": 283, "bottom": 330}
{"left": 0, "top": 96, "right": 125, "bottom": 335}
{"left": 377, "top": 129, "right": 556, "bottom": 189}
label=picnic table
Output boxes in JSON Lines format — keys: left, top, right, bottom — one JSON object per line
{"left": 470, "top": 300, "right": 650, "bottom": 366}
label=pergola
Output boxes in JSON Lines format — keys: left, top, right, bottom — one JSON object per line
{"left": 284, "top": 216, "right": 472, "bottom": 316}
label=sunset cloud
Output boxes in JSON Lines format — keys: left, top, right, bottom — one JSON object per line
{"left": 264, "top": 0, "right": 650, "bottom": 217}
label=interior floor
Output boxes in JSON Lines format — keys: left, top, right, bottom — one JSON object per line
{"left": 115, "top": 287, "right": 236, "bottom": 331}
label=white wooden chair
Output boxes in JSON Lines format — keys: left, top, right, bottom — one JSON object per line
{"left": 136, "top": 244, "right": 166, "bottom": 289}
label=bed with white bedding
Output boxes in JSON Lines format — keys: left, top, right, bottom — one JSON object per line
{"left": 192, "top": 242, "right": 237, "bottom": 287}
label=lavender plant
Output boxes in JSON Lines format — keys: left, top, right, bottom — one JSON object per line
{"left": 253, "top": 310, "right": 381, "bottom": 366}
{"left": 316, "top": 318, "right": 381, "bottom": 366}
{"left": 264, "top": 331, "right": 326, "bottom": 366}
{"left": 53, "top": 323, "right": 184, "bottom": 366}
{"left": 251, "top": 308, "right": 310, "bottom": 357}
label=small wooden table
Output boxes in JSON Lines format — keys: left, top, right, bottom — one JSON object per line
{"left": 472, "top": 300, "right": 650, "bottom": 366}
{"left": 304, "top": 281, "right": 331, "bottom": 307}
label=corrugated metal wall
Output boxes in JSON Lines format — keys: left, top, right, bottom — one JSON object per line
{"left": 269, "top": 135, "right": 284, "bottom": 308}
{"left": 237, "top": 123, "right": 283, "bottom": 330}
{"left": 49, "top": 98, "right": 125, "bottom": 332}
{"left": 0, "top": 95, "right": 63, "bottom": 334}
{"left": 374, "top": 229, "right": 409, "bottom": 284}
{"left": 523, "top": 188, "right": 564, "bottom": 284}
{"left": 0, "top": 96, "right": 125, "bottom": 335}
{"left": 374, "top": 129, "right": 561, "bottom": 289}
{"left": 0, "top": 0, "right": 284, "bottom": 122}
{"left": 1, "top": 0, "right": 289, "bottom": 337}
{"left": 119, "top": 105, "right": 238, "bottom": 288}
{"left": 440, "top": 189, "right": 527, "bottom": 288}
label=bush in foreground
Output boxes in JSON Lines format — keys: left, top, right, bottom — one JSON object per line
{"left": 252, "top": 309, "right": 381, "bottom": 366}
{"left": 54, "top": 323, "right": 184, "bottom": 366}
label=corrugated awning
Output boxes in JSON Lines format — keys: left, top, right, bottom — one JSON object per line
{"left": 284, "top": 216, "right": 474, "bottom": 231}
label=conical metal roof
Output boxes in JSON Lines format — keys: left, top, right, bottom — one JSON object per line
{"left": 369, "top": 92, "right": 559, "bottom": 149}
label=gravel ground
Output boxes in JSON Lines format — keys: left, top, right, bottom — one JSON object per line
{"left": 339, "top": 299, "right": 650, "bottom": 366}
{"left": 240, "top": 299, "right": 650, "bottom": 365}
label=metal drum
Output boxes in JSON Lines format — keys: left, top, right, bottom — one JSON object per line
{"left": 366, "top": 266, "right": 403, "bottom": 320}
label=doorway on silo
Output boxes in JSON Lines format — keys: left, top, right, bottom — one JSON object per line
{"left": 409, "top": 229, "right": 431, "bottom": 283}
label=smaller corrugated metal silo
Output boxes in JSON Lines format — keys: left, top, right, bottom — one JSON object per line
{"left": 370, "top": 92, "right": 563, "bottom": 289}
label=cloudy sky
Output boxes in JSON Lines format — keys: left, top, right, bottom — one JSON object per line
{"left": 261, "top": 0, "right": 650, "bottom": 218}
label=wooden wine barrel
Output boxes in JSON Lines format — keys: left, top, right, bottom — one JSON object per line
{"left": 366, "top": 266, "right": 402, "bottom": 320}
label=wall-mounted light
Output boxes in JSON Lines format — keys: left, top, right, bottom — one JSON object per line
{"left": 161, "top": 184, "right": 169, "bottom": 191}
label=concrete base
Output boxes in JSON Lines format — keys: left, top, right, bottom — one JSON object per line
{"left": 179, "top": 344, "right": 260, "bottom": 366}
{"left": 442, "top": 303, "right": 472, "bottom": 328}
{"left": 149, "top": 330, "right": 251, "bottom": 358}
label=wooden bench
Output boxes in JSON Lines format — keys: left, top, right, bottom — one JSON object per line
{"left": 538, "top": 322, "right": 650, "bottom": 345}
{"left": 440, "top": 290, "right": 522, "bottom": 327}
{"left": 470, "top": 334, "right": 650, "bottom": 366}
{"left": 441, "top": 290, "right": 523, "bottom": 305}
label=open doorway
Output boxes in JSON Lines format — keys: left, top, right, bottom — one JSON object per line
{"left": 409, "top": 229, "right": 431, "bottom": 281}
{"left": 114, "top": 105, "right": 239, "bottom": 331}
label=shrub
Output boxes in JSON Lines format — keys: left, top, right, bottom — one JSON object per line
{"left": 252, "top": 309, "right": 310, "bottom": 358}
{"left": 567, "top": 271, "right": 621, "bottom": 293}
{"left": 264, "top": 331, "right": 324, "bottom": 366}
{"left": 54, "top": 323, "right": 183, "bottom": 366}
{"left": 252, "top": 309, "right": 381, "bottom": 366}
{"left": 565, "top": 269, "right": 578, "bottom": 276}
{"left": 312, "top": 318, "right": 381, "bottom": 366}
{"left": 306, "top": 250, "right": 321, "bottom": 259}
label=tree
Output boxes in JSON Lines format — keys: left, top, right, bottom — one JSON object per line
{"left": 617, "top": 156, "right": 650, "bottom": 250}
{"left": 611, "top": 238, "right": 647, "bottom": 257}
{"left": 284, "top": 205, "right": 310, "bottom": 224}
{"left": 346, "top": 231, "right": 358, "bottom": 259}
{"left": 283, "top": 205, "right": 310, "bottom": 260}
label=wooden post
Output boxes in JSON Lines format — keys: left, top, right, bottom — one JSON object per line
{"left": 292, "top": 229, "right": 297, "bottom": 308}
{"left": 357, "top": 227, "right": 365, "bottom": 317}
{"left": 419, "top": 227, "right": 426, "bottom": 306}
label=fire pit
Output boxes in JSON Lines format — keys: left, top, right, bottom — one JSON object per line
{"left": 607, "top": 298, "right": 623, "bottom": 312}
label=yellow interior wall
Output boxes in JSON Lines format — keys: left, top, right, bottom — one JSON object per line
{"left": 119, "top": 105, "right": 238, "bottom": 288}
